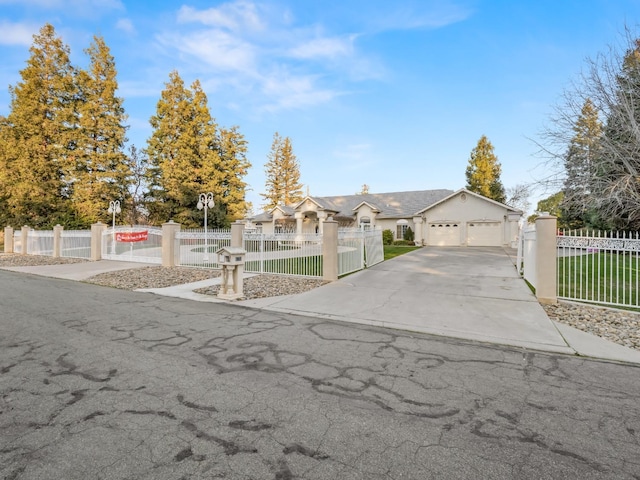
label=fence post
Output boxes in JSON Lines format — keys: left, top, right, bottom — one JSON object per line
{"left": 90, "top": 222, "right": 106, "bottom": 261}
{"left": 231, "top": 221, "right": 244, "bottom": 248}
{"left": 4, "top": 226, "right": 13, "bottom": 253}
{"left": 323, "top": 217, "right": 339, "bottom": 282}
{"left": 162, "top": 220, "right": 181, "bottom": 267}
{"left": 53, "top": 224, "right": 63, "bottom": 258}
{"left": 21, "top": 226, "right": 29, "bottom": 255}
{"left": 535, "top": 214, "right": 557, "bottom": 304}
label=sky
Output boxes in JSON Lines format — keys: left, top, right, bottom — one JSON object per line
{"left": 1, "top": 0, "right": 640, "bottom": 215}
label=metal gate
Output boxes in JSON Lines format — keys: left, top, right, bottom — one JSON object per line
{"left": 102, "top": 226, "right": 163, "bottom": 264}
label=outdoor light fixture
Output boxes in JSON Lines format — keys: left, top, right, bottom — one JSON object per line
{"left": 197, "top": 192, "right": 215, "bottom": 262}
{"left": 108, "top": 200, "right": 121, "bottom": 255}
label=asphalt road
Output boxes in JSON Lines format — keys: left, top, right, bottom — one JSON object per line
{"left": 1, "top": 270, "right": 639, "bottom": 480}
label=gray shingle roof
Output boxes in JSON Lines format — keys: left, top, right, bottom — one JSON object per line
{"left": 253, "top": 189, "right": 456, "bottom": 221}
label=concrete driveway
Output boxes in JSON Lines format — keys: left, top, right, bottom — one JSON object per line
{"left": 248, "top": 247, "right": 574, "bottom": 354}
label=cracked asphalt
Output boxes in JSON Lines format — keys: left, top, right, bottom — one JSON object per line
{"left": 1, "top": 270, "right": 639, "bottom": 480}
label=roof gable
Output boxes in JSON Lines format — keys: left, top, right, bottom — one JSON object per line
{"left": 416, "top": 188, "right": 522, "bottom": 215}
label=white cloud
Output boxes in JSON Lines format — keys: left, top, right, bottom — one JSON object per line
{"left": 177, "top": 1, "right": 264, "bottom": 32}
{"left": 259, "top": 70, "right": 339, "bottom": 111}
{"left": 115, "top": 18, "right": 135, "bottom": 34}
{"left": 368, "top": 1, "right": 472, "bottom": 31}
{"left": 288, "top": 35, "right": 355, "bottom": 60}
{"left": 159, "top": 29, "right": 256, "bottom": 73}
{"left": 0, "top": 21, "right": 38, "bottom": 46}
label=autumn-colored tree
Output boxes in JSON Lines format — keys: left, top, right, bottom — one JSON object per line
{"left": 0, "top": 24, "right": 77, "bottom": 227}
{"left": 146, "top": 72, "right": 250, "bottom": 227}
{"left": 465, "top": 135, "right": 506, "bottom": 203}
{"left": 73, "top": 35, "right": 131, "bottom": 225}
{"left": 261, "top": 132, "right": 303, "bottom": 209}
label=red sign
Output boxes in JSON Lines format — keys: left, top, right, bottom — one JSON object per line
{"left": 115, "top": 230, "right": 148, "bottom": 242}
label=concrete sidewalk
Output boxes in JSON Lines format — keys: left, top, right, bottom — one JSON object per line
{"left": 2, "top": 250, "right": 640, "bottom": 365}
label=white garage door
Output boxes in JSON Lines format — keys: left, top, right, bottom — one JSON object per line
{"left": 467, "top": 222, "right": 502, "bottom": 246}
{"left": 429, "top": 223, "right": 460, "bottom": 246}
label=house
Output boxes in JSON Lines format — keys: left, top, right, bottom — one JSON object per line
{"left": 250, "top": 188, "right": 523, "bottom": 247}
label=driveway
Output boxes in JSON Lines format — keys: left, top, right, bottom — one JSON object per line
{"left": 246, "top": 247, "right": 573, "bottom": 353}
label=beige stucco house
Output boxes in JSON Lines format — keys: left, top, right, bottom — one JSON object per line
{"left": 251, "top": 188, "right": 522, "bottom": 247}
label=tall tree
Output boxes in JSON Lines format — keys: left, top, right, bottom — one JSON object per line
{"left": 261, "top": 132, "right": 303, "bottom": 209}
{"left": 215, "top": 125, "right": 251, "bottom": 224}
{"left": 560, "top": 98, "right": 602, "bottom": 229}
{"left": 0, "top": 23, "right": 77, "bottom": 227}
{"left": 73, "top": 35, "right": 130, "bottom": 225}
{"left": 146, "top": 72, "right": 239, "bottom": 227}
{"left": 465, "top": 135, "right": 506, "bottom": 203}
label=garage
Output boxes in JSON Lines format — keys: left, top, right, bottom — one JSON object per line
{"left": 429, "top": 222, "right": 460, "bottom": 246}
{"left": 466, "top": 221, "right": 502, "bottom": 246}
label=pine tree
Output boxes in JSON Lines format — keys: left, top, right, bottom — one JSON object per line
{"left": 73, "top": 35, "right": 130, "bottom": 226}
{"left": 146, "top": 72, "right": 223, "bottom": 227}
{"left": 560, "top": 98, "right": 602, "bottom": 229}
{"left": 0, "top": 24, "right": 77, "bottom": 227}
{"left": 465, "top": 135, "right": 506, "bottom": 203}
{"left": 261, "top": 132, "right": 303, "bottom": 209}
{"left": 216, "top": 125, "right": 251, "bottom": 223}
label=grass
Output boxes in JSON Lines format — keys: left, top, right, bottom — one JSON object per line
{"left": 558, "top": 251, "right": 640, "bottom": 307}
{"left": 245, "top": 255, "right": 323, "bottom": 277}
{"left": 383, "top": 245, "right": 421, "bottom": 261}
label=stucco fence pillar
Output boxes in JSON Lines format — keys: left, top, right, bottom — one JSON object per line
{"left": 90, "top": 222, "right": 107, "bottom": 261}
{"left": 231, "top": 221, "right": 245, "bottom": 248}
{"left": 21, "top": 226, "right": 29, "bottom": 255}
{"left": 322, "top": 218, "right": 339, "bottom": 282}
{"left": 535, "top": 215, "right": 557, "bottom": 305}
{"left": 4, "top": 226, "right": 14, "bottom": 253}
{"left": 52, "top": 224, "right": 63, "bottom": 258}
{"left": 161, "top": 220, "right": 181, "bottom": 267}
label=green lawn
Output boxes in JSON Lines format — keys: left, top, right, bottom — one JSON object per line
{"left": 383, "top": 245, "right": 421, "bottom": 261}
{"left": 558, "top": 251, "right": 640, "bottom": 307}
{"left": 245, "top": 255, "right": 323, "bottom": 276}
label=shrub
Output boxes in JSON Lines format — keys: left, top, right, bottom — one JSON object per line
{"left": 403, "top": 226, "right": 414, "bottom": 242}
{"left": 393, "top": 240, "right": 415, "bottom": 246}
{"left": 382, "top": 229, "right": 394, "bottom": 245}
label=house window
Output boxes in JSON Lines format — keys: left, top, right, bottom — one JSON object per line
{"left": 360, "top": 216, "right": 371, "bottom": 231}
{"left": 396, "top": 219, "right": 409, "bottom": 239}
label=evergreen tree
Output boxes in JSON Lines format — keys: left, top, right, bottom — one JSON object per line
{"left": 592, "top": 38, "right": 640, "bottom": 229}
{"left": 465, "top": 135, "right": 506, "bottom": 203}
{"left": 216, "top": 125, "right": 251, "bottom": 223}
{"left": 261, "top": 132, "right": 303, "bottom": 209}
{"left": 0, "top": 24, "right": 77, "bottom": 227}
{"left": 560, "top": 99, "right": 602, "bottom": 229}
{"left": 73, "top": 35, "right": 130, "bottom": 225}
{"left": 146, "top": 72, "right": 224, "bottom": 227}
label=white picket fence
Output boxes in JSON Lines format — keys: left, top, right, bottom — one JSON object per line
{"left": 61, "top": 230, "right": 92, "bottom": 259}
{"left": 557, "top": 230, "right": 640, "bottom": 308}
{"left": 337, "top": 228, "right": 384, "bottom": 276}
{"left": 518, "top": 226, "right": 640, "bottom": 308}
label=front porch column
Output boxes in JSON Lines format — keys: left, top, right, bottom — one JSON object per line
{"left": 295, "top": 212, "right": 304, "bottom": 234}
{"left": 317, "top": 211, "right": 327, "bottom": 234}
{"left": 412, "top": 216, "right": 423, "bottom": 245}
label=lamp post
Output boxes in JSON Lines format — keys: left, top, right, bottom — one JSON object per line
{"left": 108, "top": 200, "right": 121, "bottom": 255}
{"left": 197, "top": 192, "right": 215, "bottom": 261}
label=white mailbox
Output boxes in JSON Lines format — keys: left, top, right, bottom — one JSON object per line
{"left": 216, "top": 246, "right": 246, "bottom": 300}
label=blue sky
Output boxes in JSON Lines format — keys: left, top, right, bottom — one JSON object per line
{"left": 1, "top": 0, "right": 640, "bottom": 214}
